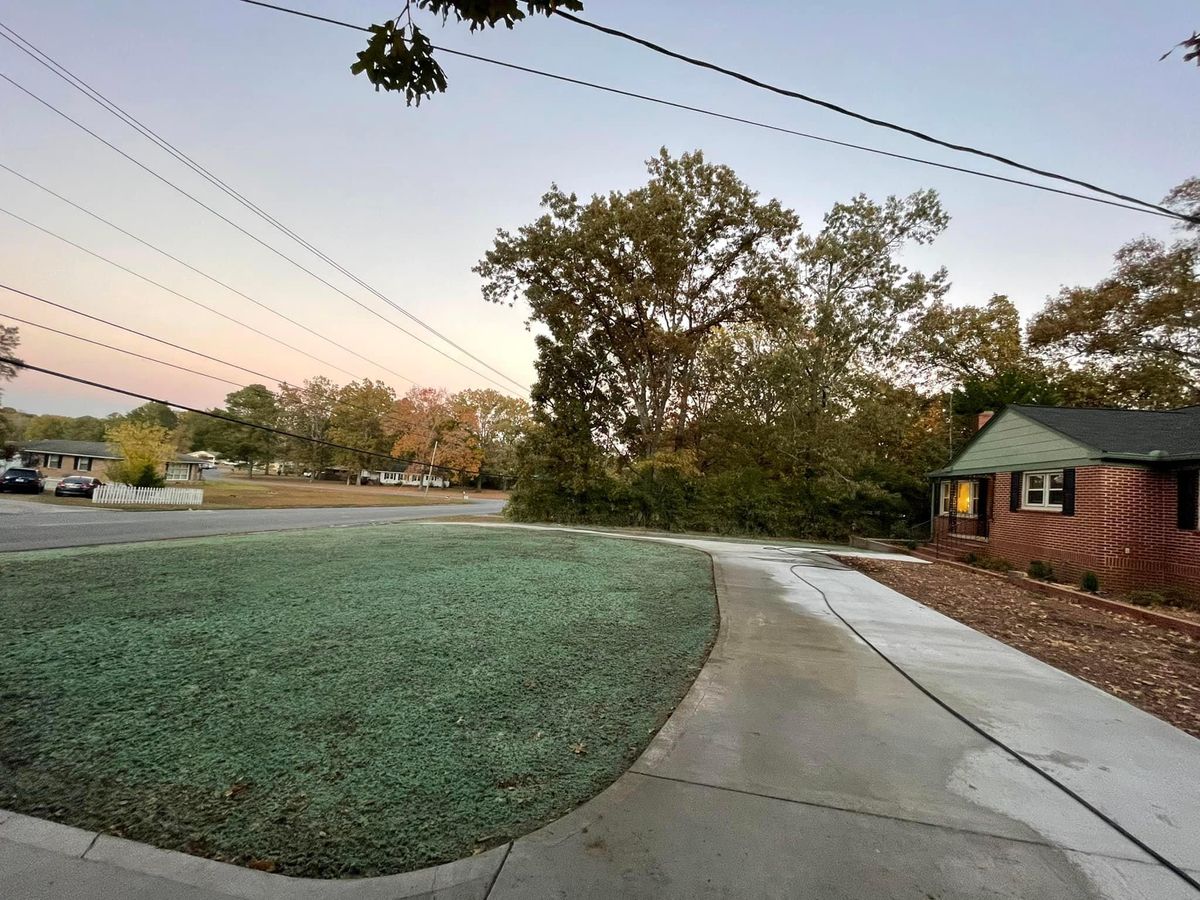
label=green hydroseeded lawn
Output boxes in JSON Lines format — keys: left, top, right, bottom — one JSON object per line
{"left": 0, "top": 525, "right": 717, "bottom": 877}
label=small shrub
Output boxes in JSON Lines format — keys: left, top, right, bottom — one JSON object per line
{"left": 1126, "top": 590, "right": 1163, "bottom": 608}
{"left": 1027, "top": 560, "right": 1057, "bottom": 582}
{"left": 1125, "top": 586, "right": 1200, "bottom": 612}
{"left": 1080, "top": 571, "right": 1100, "bottom": 593}
{"left": 964, "top": 552, "right": 1013, "bottom": 572}
{"left": 904, "top": 539, "right": 919, "bottom": 551}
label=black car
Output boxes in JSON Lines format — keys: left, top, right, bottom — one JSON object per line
{"left": 54, "top": 475, "right": 103, "bottom": 499}
{"left": 0, "top": 467, "right": 45, "bottom": 494}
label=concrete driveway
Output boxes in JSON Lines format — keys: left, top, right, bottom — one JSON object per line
{"left": 1, "top": 527, "right": 1197, "bottom": 898}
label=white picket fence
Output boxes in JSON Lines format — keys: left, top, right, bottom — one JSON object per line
{"left": 92, "top": 484, "right": 204, "bottom": 506}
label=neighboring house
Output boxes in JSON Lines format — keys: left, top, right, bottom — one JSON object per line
{"left": 929, "top": 405, "right": 1200, "bottom": 595}
{"left": 19, "top": 440, "right": 205, "bottom": 483}
{"left": 375, "top": 469, "right": 448, "bottom": 489}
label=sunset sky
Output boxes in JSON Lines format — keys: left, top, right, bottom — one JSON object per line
{"left": 1, "top": 0, "right": 1195, "bottom": 416}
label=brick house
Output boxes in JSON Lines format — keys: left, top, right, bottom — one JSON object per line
{"left": 19, "top": 440, "right": 205, "bottom": 483}
{"left": 928, "top": 405, "right": 1200, "bottom": 595}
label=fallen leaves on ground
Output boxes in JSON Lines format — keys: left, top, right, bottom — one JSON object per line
{"left": 839, "top": 558, "right": 1200, "bottom": 739}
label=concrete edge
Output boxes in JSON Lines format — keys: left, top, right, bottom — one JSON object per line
{"left": 0, "top": 524, "right": 731, "bottom": 898}
{"left": 0, "top": 810, "right": 97, "bottom": 857}
{"left": 0, "top": 807, "right": 511, "bottom": 900}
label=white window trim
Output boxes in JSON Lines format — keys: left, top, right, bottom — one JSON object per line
{"left": 938, "top": 480, "right": 979, "bottom": 518}
{"left": 1022, "top": 470, "right": 1065, "bottom": 511}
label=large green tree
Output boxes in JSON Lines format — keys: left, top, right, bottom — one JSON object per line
{"left": 1027, "top": 234, "right": 1199, "bottom": 409}
{"left": 479, "top": 148, "right": 797, "bottom": 461}
{"left": 123, "top": 402, "right": 179, "bottom": 430}
{"left": 452, "top": 388, "right": 530, "bottom": 488}
{"left": 329, "top": 379, "right": 397, "bottom": 483}
{"left": 202, "top": 385, "right": 280, "bottom": 476}
{"left": 276, "top": 377, "right": 339, "bottom": 477}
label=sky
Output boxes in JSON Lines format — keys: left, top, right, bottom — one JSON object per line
{"left": 0, "top": 0, "right": 1195, "bottom": 417}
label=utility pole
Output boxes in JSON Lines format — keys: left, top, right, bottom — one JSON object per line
{"left": 423, "top": 440, "right": 439, "bottom": 496}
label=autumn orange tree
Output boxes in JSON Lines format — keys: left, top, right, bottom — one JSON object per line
{"left": 389, "top": 387, "right": 483, "bottom": 484}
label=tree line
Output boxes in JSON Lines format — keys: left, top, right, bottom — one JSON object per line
{"left": 485, "top": 150, "right": 1198, "bottom": 539}
{"left": 1, "top": 152, "right": 1195, "bottom": 535}
{"left": 1, "top": 380, "right": 531, "bottom": 488}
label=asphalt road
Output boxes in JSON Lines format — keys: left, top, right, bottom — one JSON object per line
{"left": 0, "top": 498, "right": 506, "bottom": 552}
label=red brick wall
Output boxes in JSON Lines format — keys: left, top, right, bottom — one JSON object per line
{"left": 931, "top": 466, "right": 1200, "bottom": 596}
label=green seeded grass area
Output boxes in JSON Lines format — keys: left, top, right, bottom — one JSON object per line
{"left": 0, "top": 525, "right": 717, "bottom": 877}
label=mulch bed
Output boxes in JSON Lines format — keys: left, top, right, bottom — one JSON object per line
{"left": 839, "top": 558, "right": 1200, "bottom": 739}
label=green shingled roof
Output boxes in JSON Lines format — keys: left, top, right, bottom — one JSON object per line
{"left": 1012, "top": 405, "right": 1200, "bottom": 460}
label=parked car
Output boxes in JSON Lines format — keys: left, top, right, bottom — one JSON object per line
{"left": 54, "top": 475, "right": 104, "bottom": 499}
{"left": 0, "top": 467, "right": 45, "bottom": 494}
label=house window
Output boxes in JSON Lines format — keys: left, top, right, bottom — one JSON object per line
{"left": 76, "top": 457, "right": 92, "bottom": 471}
{"left": 939, "top": 480, "right": 978, "bottom": 517}
{"left": 46, "top": 454, "right": 63, "bottom": 468}
{"left": 165, "top": 463, "right": 191, "bottom": 481}
{"left": 1023, "top": 470, "right": 1065, "bottom": 510}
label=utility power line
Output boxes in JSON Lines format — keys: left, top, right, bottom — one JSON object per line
{"left": 552, "top": 10, "right": 1197, "bottom": 225}
{"left": 0, "top": 70, "right": 525, "bottom": 398}
{"left": 0, "top": 20, "right": 529, "bottom": 393}
{"left": 0, "top": 310, "right": 244, "bottom": 389}
{"left": 0, "top": 283, "right": 454, "bottom": 439}
{"left": 0, "top": 163, "right": 416, "bottom": 387}
{"left": 231, "top": 0, "right": 1187, "bottom": 223}
{"left": 0, "top": 204, "right": 362, "bottom": 383}
{"left": 2, "top": 283, "right": 294, "bottom": 385}
{"left": 0, "top": 356, "right": 514, "bottom": 479}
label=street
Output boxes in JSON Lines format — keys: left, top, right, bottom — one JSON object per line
{"left": 0, "top": 498, "right": 506, "bottom": 552}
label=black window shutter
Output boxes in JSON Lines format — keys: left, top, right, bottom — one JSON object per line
{"left": 1010, "top": 471, "right": 1022, "bottom": 512}
{"left": 1179, "top": 470, "right": 1199, "bottom": 531}
{"left": 1062, "top": 468, "right": 1076, "bottom": 517}
{"left": 976, "top": 477, "right": 990, "bottom": 537}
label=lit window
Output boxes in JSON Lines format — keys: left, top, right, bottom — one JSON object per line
{"left": 939, "top": 480, "right": 978, "bottom": 517}
{"left": 1023, "top": 471, "right": 1064, "bottom": 510}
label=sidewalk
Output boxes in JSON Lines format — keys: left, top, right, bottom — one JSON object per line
{"left": 3, "top": 530, "right": 1197, "bottom": 898}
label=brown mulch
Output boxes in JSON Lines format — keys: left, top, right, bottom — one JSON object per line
{"left": 838, "top": 558, "right": 1200, "bottom": 739}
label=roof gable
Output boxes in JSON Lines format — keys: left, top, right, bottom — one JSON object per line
{"left": 931, "top": 408, "right": 1096, "bottom": 477}
{"left": 931, "top": 403, "right": 1200, "bottom": 477}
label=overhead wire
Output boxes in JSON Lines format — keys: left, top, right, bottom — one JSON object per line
{"left": 0, "top": 204, "right": 364, "bottom": 382}
{"left": 0, "top": 283, "right": 453, "bottom": 439}
{"left": 0, "top": 310, "right": 244, "bottom": 389}
{"left": 230, "top": 0, "right": 1186, "bottom": 223}
{"left": 552, "top": 10, "right": 1197, "bottom": 225}
{"left": 0, "top": 20, "right": 530, "bottom": 393}
{"left": 1, "top": 356, "right": 512, "bottom": 478}
{"left": 0, "top": 162, "right": 417, "bottom": 386}
{"left": 0, "top": 70, "right": 525, "bottom": 397}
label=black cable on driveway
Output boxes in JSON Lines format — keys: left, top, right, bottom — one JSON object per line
{"left": 775, "top": 549, "right": 1200, "bottom": 894}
